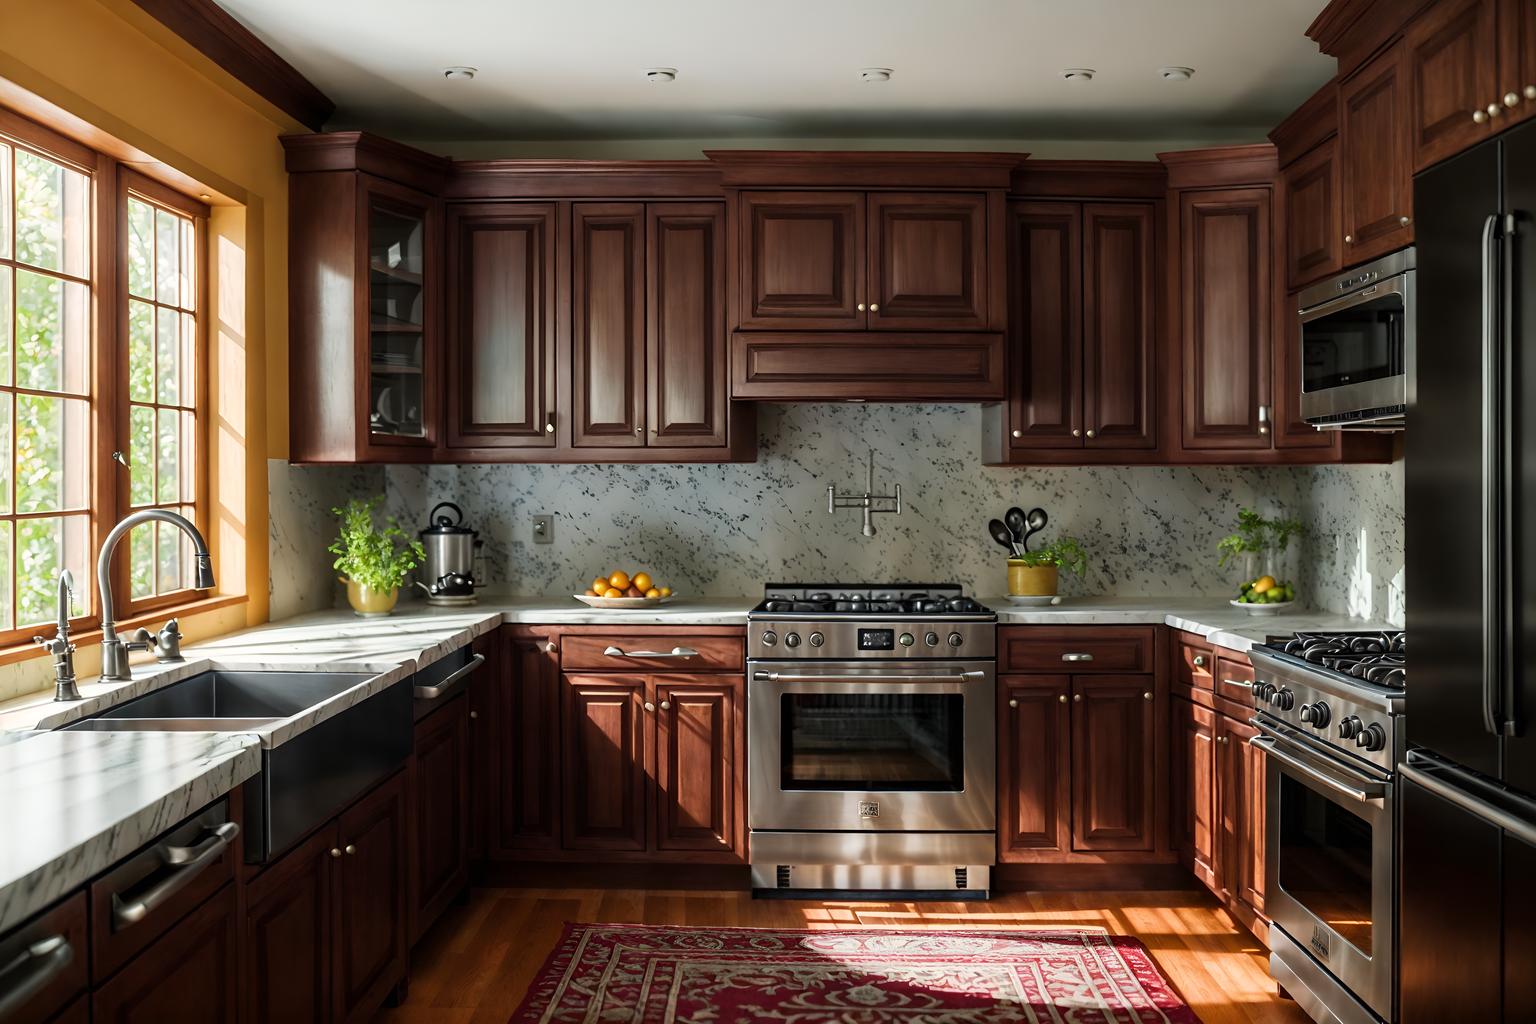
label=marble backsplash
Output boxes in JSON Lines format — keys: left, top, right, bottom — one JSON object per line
{"left": 1294, "top": 462, "right": 1406, "bottom": 626}
{"left": 267, "top": 460, "right": 385, "bottom": 620}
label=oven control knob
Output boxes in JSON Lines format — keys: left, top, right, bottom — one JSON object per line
{"left": 924, "top": 631, "right": 940, "bottom": 647}
{"left": 1300, "top": 701, "right": 1332, "bottom": 728}
{"left": 1355, "top": 723, "right": 1387, "bottom": 752}
{"left": 784, "top": 632, "right": 801, "bottom": 648}
{"left": 947, "top": 632, "right": 964, "bottom": 648}
{"left": 899, "top": 632, "right": 915, "bottom": 647}
{"left": 808, "top": 632, "right": 824, "bottom": 648}
{"left": 1338, "top": 715, "right": 1363, "bottom": 741}
{"left": 761, "top": 631, "right": 778, "bottom": 647}
{"left": 1254, "top": 682, "right": 1276, "bottom": 703}
{"left": 1274, "top": 688, "right": 1296, "bottom": 711}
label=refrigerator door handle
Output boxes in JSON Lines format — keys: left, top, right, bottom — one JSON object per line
{"left": 1500, "top": 212, "right": 1519, "bottom": 737}
{"left": 1403, "top": 758, "right": 1536, "bottom": 848}
{"left": 1480, "top": 212, "right": 1505, "bottom": 737}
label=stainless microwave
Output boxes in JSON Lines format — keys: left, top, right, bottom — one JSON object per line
{"left": 1297, "top": 248, "right": 1413, "bottom": 430}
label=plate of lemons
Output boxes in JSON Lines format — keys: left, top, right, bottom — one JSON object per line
{"left": 1230, "top": 575, "right": 1295, "bottom": 615}
{"left": 575, "top": 570, "right": 676, "bottom": 608}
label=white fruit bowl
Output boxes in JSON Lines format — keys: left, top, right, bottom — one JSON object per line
{"left": 1230, "top": 598, "right": 1295, "bottom": 616}
{"left": 573, "top": 594, "right": 677, "bottom": 609}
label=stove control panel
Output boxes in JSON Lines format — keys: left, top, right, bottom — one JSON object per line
{"left": 747, "top": 619, "right": 995, "bottom": 660}
{"left": 1247, "top": 648, "right": 1404, "bottom": 773}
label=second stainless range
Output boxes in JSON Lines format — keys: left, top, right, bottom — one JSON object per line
{"left": 747, "top": 584, "right": 997, "bottom": 897}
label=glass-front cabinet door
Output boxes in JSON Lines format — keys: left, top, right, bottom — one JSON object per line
{"left": 360, "top": 178, "right": 437, "bottom": 453}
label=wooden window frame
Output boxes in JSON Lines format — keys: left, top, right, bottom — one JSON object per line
{"left": 0, "top": 104, "right": 212, "bottom": 649}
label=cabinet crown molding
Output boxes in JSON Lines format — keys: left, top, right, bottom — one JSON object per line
{"left": 1009, "top": 160, "right": 1166, "bottom": 199}
{"left": 1269, "top": 80, "right": 1340, "bottom": 167}
{"left": 704, "top": 149, "right": 1027, "bottom": 189}
{"left": 281, "top": 130, "right": 452, "bottom": 193}
{"left": 1158, "top": 144, "right": 1279, "bottom": 189}
{"left": 1306, "top": 0, "right": 1429, "bottom": 75}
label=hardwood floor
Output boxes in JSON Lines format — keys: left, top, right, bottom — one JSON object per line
{"left": 377, "top": 887, "right": 1308, "bottom": 1023}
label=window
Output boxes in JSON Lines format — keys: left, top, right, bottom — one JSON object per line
{"left": 0, "top": 109, "right": 209, "bottom": 647}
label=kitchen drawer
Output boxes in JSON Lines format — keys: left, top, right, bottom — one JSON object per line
{"left": 999, "top": 627, "right": 1156, "bottom": 674}
{"left": 1174, "top": 635, "right": 1214, "bottom": 692}
{"left": 560, "top": 634, "right": 744, "bottom": 672}
{"left": 1214, "top": 654, "right": 1256, "bottom": 707}
{"left": 91, "top": 882, "right": 238, "bottom": 1024}
{"left": 0, "top": 892, "right": 87, "bottom": 1024}
{"left": 89, "top": 797, "right": 239, "bottom": 980}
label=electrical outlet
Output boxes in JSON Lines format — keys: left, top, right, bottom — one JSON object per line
{"left": 531, "top": 514, "right": 553, "bottom": 544}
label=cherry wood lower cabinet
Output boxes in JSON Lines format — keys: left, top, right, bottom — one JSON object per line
{"left": 244, "top": 771, "right": 409, "bottom": 1024}
{"left": 92, "top": 883, "right": 239, "bottom": 1024}
{"left": 492, "top": 629, "right": 563, "bottom": 853}
{"left": 410, "top": 691, "right": 470, "bottom": 942}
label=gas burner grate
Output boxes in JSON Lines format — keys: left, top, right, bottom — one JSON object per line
{"left": 1263, "top": 630, "right": 1408, "bottom": 689}
{"left": 754, "top": 584, "right": 990, "bottom": 618}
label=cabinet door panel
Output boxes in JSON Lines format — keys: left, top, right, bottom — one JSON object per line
{"left": 1070, "top": 675, "right": 1155, "bottom": 851}
{"left": 93, "top": 884, "right": 239, "bottom": 1024}
{"left": 562, "top": 675, "right": 649, "bottom": 851}
{"left": 1273, "top": 285, "right": 1337, "bottom": 450}
{"left": 1502, "top": 0, "right": 1536, "bottom": 127}
{"left": 1006, "top": 202, "right": 1082, "bottom": 448}
{"left": 573, "top": 203, "right": 645, "bottom": 447}
{"left": 445, "top": 204, "right": 557, "bottom": 448}
{"left": 1283, "top": 138, "right": 1342, "bottom": 289}
{"left": 1171, "top": 698, "right": 1217, "bottom": 889}
{"left": 739, "top": 192, "right": 864, "bottom": 328}
{"left": 411, "top": 694, "right": 469, "bottom": 942}
{"left": 654, "top": 676, "right": 742, "bottom": 856}
{"left": 1083, "top": 203, "right": 1156, "bottom": 449}
{"left": 999, "top": 676, "right": 1071, "bottom": 858}
{"left": 466, "top": 636, "right": 494, "bottom": 860}
{"left": 1218, "top": 714, "right": 1266, "bottom": 917}
{"left": 1181, "top": 188, "right": 1272, "bottom": 450}
{"left": 496, "top": 633, "right": 561, "bottom": 851}
{"left": 246, "top": 826, "right": 335, "bottom": 1024}
{"left": 648, "top": 203, "right": 727, "bottom": 446}
{"left": 1340, "top": 43, "right": 1415, "bottom": 262}
{"left": 333, "top": 772, "right": 408, "bottom": 1024}
{"left": 1406, "top": 0, "right": 1499, "bottom": 170}
{"left": 868, "top": 192, "right": 987, "bottom": 329}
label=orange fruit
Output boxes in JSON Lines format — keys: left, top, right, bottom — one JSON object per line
{"left": 658, "top": 586, "right": 672, "bottom": 597}
{"left": 584, "top": 588, "right": 597, "bottom": 597}
{"left": 608, "top": 570, "right": 631, "bottom": 591}
{"left": 603, "top": 587, "right": 623, "bottom": 599}
{"left": 644, "top": 588, "right": 661, "bottom": 599}
{"left": 592, "top": 577, "right": 607, "bottom": 594}
{"left": 633, "top": 572, "right": 653, "bottom": 592}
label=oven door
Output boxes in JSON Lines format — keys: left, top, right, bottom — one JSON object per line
{"left": 1298, "top": 270, "right": 1411, "bottom": 427}
{"left": 1254, "top": 719, "right": 1394, "bottom": 1020}
{"left": 748, "top": 660, "right": 995, "bottom": 833}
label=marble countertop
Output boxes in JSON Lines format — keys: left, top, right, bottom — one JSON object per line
{"left": 0, "top": 729, "right": 259, "bottom": 932}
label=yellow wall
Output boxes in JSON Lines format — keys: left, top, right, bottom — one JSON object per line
{"left": 0, "top": 0, "right": 302, "bottom": 696}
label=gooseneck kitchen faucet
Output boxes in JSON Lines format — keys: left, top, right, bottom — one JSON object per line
{"left": 97, "top": 509, "right": 214, "bottom": 682}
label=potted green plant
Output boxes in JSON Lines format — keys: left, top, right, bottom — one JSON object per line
{"left": 1008, "top": 537, "right": 1088, "bottom": 598}
{"left": 329, "top": 497, "right": 425, "bottom": 617}
{"left": 1218, "top": 507, "right": 1304, "bottom": 610}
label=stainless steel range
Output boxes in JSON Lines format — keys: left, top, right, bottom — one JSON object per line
{"left": 747, "top": 584, "right": 997, "bottom": 898}
{"left": 1247, "top": 630, "right": 1406, "bottom": 1024}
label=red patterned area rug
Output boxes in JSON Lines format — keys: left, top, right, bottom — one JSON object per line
{"left": 510, "top": 924, "right": 1201, "bottom": 1023}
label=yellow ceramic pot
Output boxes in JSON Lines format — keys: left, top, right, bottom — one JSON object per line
{"left": 344, "top": 579, "right": 399, "bottom": 617}
{"left": 1007, "top": 561, "right": 1059, "bottom": 597}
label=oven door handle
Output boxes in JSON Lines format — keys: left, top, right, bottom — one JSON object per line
{"left": 1249, "top": 736, "right": 1386, "bottom": 802}
{"left": 752, "top": 671, "right": 985, "bottom": 685}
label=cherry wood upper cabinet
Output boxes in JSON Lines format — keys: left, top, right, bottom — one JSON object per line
{"left": 1273, "top": 286, "right": 1336, "bottom": 450}
{"left": 653, "top": 676, "right": 742, "bottom": 856}
{"left": 1405, "top": 0, "right": 1500, "bottom": 170}
{"left": 572, "top": 204, "right": 646, "bottom": 448}
{"left": 444, "top": 203, "right": 557, "bottom": 449}
{"left": 1082, "top": 203, "right": 1156, "bottom": 449}
{"left": 1501, "top": 0, "right": 1536, "bottom": 126}
{"left": 561, "top": 674, "right": 650, "bottom": 852}
{"left": 738, "top": 192, "right": 865, "bottom": 329}
{"left": 1070, "top": 675, "right": 1156, "bottom": 852}
{"left": 1282, "top": 137, "right": 1343, "bottom": 289}
{"left": 1339, "top": 42, "right": 1415, "bottom": 262}
{"left": 1180, "top": 187, "right": 1273, "bottom": 450}
{"left": 867, "top": 193, "right": 989, "bottom": 329}
{"left": 998, "top": 675, "right": 1071, "bottom": 858}
{"left": 1005, "top": 202, "right": 1082, "bottom": 449}
{"left": 648, "top": 204, "right": 727, "bottom": 447}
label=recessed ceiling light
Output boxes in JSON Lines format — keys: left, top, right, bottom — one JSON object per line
{"left": 1061, "top": 68, "right": 1096, "bottom": 82}
{"left": 859, "top": 67, "right": 893, "bottom": 83}
{"left": 1159, "top": 66, "right": 1195, "bottom": 81}
{"left": 443, "top": 66, "right": 477, "bottom": 81}
{"left": 645, "top": 68, "right": 678, "bottom": 83}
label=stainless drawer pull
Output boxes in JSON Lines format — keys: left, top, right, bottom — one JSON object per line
{"left": 1061, "top": 652, "right": 1094, "bottom": 662}
{"left": 1250, "top": 736, "right": 1385, "bottom": 802}
{"left": 111, "top": 821, "right": 239, "bottom": 930}
{"left": 414, "top": 652, "right": 486, "bottom": 699}
{"left": 1222, "top": 678, "right": 1255, "bottom": 690}
{"left": 0, "top": 935, "right": 73, "bottom": 1019}
{"left": 603, "top": 646, "right": 699, "bottom": 659}
{"left": 754, "top": 671, "right": 983, "bottom": 685}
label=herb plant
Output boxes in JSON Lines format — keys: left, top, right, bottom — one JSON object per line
{"left": 1015, "top": 537, "right": 1089, "bottom": 576}
{"left": 1217, "top": 507, "right": 1304, "bottom": 568}
{"left": 329, "top": 498, "right": 424, "bottom": 592}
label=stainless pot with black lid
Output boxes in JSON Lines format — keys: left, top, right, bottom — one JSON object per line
{"left": 418, "top": 501, "right": 484, "bottom": 604}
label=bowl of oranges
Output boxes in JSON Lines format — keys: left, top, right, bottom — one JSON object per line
{"left": 575, "top": 570, "right": 676, "bottom": 609}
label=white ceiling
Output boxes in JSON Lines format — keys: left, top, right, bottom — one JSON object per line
{"left": 217, "top": 0, "right": 1334, "bottom": 148}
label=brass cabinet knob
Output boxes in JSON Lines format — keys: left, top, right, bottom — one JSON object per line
{"left": 1073, "top": 693, "right": 1083, "bottom": 703}
{"left": 1526, "top": 85, "right": 1536, "bottom": 100}
{"left": 1085, "top": 429, "right": 1096, "bottom": 438}
{"left": 1011, "top": 429, "right": 1023, "bottom": 438}
{"left": 1071, "top": 428, "right": 1081, "bottom": 437}
{"left": 1345, "top": 233, "right": 1354, "bottom": 242}
{"left": 643, "top": 701, "right": 656, "bottom": 713}
{"left": 1506, "top": 92, "right": 1522, "bottom": 108}
{"left": 1399, "top": 215, "right": 1412, "bottom": 227}
{"left": 857, "top": 302, "right": 866, "bottom": 311}
{"left": 1474, "top": 109, "right": 1490, "bottom": 124}
{"left": 635, "top": 427, "right": 643, "bottom": 435}
{"left": 544, "top": 419, "right": 555, "bottom": 434}
{"left": 1009, "top": 698, "right": 1019, "bottom": 708}
{"left": 660, "top": 700, "right": 671, "bottom": 710}
{"left": 545, "top": 640, "right": 558, "bottom": 654}
{"left": 344, "top": 844, "right": 356, "bottom": 856}
{"left": 869, "top": 303, "right": 879, "bottom": 312}
{"left": 1057, "top": 694, "right": 1068, "bottom": 703}
{"left": 1143, "top": 691, "right": 1153, "bottom": 702}
{"left": 329, "top": 848, "right": 342, "bottom": 858}
{"left": 1193, "top": 654, "right": 1207, "bottom": 667}
{"left": 1490, "top": 102, "right": 1503, "bottom": 117}
{"left": 469, "top": 710, "right": 479, "bottom": 720}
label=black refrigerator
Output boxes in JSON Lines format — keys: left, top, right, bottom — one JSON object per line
{"left": 1403, "top": 120, "right": 1536, "bottom": 1023}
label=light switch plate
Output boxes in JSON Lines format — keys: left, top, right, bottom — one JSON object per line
{"left": 531, "top": 514, "right": 553, "bottom": 544}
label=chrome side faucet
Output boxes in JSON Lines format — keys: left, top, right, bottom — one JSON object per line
{"left": 35, "top": 569, "right": 80, "bottom": 701}
{"left": 97, "top": 510, "right": 215, "bottom": 682}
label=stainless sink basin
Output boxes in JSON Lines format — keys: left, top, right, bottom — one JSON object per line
{"left": 65, "top": 667, "right": 410, "bottom": 863}
{"left": 66, "top": 669, "right": 375, "bottom": 731}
